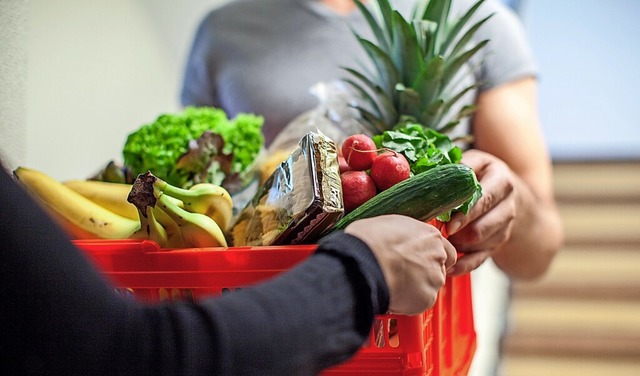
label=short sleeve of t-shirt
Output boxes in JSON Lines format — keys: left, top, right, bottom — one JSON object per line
{"left": 470, "top": 0, "right": 538, "bottom": 91}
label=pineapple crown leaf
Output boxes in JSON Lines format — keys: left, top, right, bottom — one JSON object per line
{"left": 390, "top": 11, "right": 423, "bottom": 87}
{"left": 416, "top": 0, "right": 452, "bottom": 54}
{"left": 447, "top": 14, "right": 494, "bottom": 59}
{"left": 342, "top": 76, "right": 397, "bottom": 127}
{"left": 442, "top": 39, "right": 490, "bottom": 87}
{"left": 341, "top": 73, "right": 386, "bottom": 119}
{"left": 441, "top": 0, "right": 487, "bottom": 54}
{"left": 356, "top": 35, "right": 401, "bottom": 98}
{"left": 416, "top": 55, "right": 445, "bottom": 108}
{"left": 345, "top": 0, "right": 490, "bottom": 133}
{"left": 430, "top": 81, "right": 482, "bottom": 127}
{"left": 354, "top": 0, "right": 391, "bottom": 54}
{"left": 353, "top": 105, "right": 392, "bottom": 134}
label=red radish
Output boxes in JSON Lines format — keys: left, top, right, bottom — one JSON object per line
{"left": 337, "top": 155, "right": 352, "bottom": 173}
{"left": 370, "top": 151, "right": 411, "bottom": 191}
{"left": 341, "top": 134, "right": 377, "bottom": 171}
{"left": 340, "top": 170, "right": 377, "bottom": 213}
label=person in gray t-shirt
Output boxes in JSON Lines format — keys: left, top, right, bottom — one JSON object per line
{"left": 181, "top": 1, "right": 564, "bottom": 375}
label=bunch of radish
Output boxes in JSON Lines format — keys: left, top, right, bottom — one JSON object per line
{"left": 338, "top": 134, "right": 410, "bottom": 213}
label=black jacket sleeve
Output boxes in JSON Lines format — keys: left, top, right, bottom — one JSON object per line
{"left": 0, "top": 166, "right": 389, "bottom": 376}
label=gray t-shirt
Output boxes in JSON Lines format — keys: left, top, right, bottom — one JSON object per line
{"left": 180, "top": 0, "right": 537, "bottom": 146}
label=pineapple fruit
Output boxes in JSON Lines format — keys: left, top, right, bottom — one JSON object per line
{"left": 344, "top": 0, "right": 492, "bottom": 135}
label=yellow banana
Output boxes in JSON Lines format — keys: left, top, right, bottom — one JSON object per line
{"left": 63, "top": 179, "right": 138, "bottom": 219}
{"left": 153, "top": 206, "right": 184, "bottom": 248}
{"left": 13, "top": 167, "right": 139, "bottom": 239}
{"left": 129, "top": 205, "right": 168, "bottom": 248}
{"left": 65, "top": 179, "right": 187, "bottom": 243}
{"left": 154, "top": 179, "right": 233, "bottom": 231}
{"left": 156, "top": 192, "right": 228, "bottom": 248}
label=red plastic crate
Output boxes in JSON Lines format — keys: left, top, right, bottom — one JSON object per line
{"left": 75, "top": 239, "right": 476, "bottom": 376}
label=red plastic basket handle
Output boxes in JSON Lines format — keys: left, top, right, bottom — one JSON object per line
{"left": 73, "top": 239, "right": 161, "bottom": 253}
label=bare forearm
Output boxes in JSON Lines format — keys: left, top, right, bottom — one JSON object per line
{"left": 492, "top": 177, "right": 563, "bottom": 279}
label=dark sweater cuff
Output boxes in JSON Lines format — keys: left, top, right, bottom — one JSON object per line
{"left": 315, "top": 231, "right": 390, "bottom": 319}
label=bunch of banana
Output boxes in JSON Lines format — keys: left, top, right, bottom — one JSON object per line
{"left": 13, "top": 167, "right": 232, "bottom": 248}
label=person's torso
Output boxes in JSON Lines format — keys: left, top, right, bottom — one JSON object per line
{"left": 206, "top": 0, "right": 487, "bottom": 146}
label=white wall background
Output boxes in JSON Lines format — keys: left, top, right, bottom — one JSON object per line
{"left": 2, "top": 0, "right": 639, "bottom": 182}
{"left": 520, "top": 0, "right": 640, "bottom": 161}
{"left": 7, "top": 0, "right": 228, "bottom": 181}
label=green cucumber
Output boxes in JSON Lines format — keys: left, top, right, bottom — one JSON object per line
{"left": 331, "top": 163, "right": 480, "bottom": 231}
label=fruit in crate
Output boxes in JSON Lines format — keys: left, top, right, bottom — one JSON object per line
{"left": 346, "top": 0, "right": 491, "bottom": 135}
{"left": 329, "top": 0, "right": 489, "bottom": 223}
{"left": 13, "top": 166, "right": 231, "bottom": 248}
{"left": 127, "top": 171, "right": 228, "bottom": 248}
{"left": 13, "top": 167, "right": 141, "bottom": 240}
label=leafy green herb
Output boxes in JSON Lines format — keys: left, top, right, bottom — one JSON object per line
{"left": 122, "top": 107, "right": 264, "bottom": 192}
{"left": 373, "top": 122, "right": 462, "bottom": 175}
{"left": 373, "top": 122, "right": 481, "bottom": 221}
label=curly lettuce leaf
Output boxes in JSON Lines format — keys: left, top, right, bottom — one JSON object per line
{"left": 122, "top": 107, "right": 263, "bottom": 191}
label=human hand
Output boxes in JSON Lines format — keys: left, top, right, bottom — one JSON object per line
{"left": 344, "top": 215, "right": 456, "bottom": 315}
{"left": 446, "top": 149, "right": 521, "bottom": 276}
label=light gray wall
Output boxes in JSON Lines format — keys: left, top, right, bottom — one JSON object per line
{"left": 521, "top": 0, "right": 640, "bottom": 161}
{"left": 15, "top": 0, "right": 227, "bottom": 181}
{"left": 0, "top": 0, "right": 28, "bottom": 170}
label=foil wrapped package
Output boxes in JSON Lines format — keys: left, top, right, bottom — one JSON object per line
{"left": 229, "top": 131, "right": 344, "bottom": 246}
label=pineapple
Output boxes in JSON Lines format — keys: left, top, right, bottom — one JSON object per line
{"left": 344, "top": 0, "right": 492, "bottom": 135}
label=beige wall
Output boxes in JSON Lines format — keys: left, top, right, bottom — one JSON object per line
{"left": 1, "top": 0, "right": 227, "bottom": 181}
{"left": 0, "top": 0, "right": 28, "bottom": 170}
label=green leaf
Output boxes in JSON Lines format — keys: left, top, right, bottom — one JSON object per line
{"left": 431, "top": 82, "right": 480, "bottom": 127}
{"left": 442, "top": 39, "right": 489, "bottom": 87}
{"left": 390, "top": 11, "right": 423, "bottom": 86}
{"left": 420, "top": 98, "right": 444, "bottom": 126}
{"left": 354, "top": 105, "right": 393, "bottom": 134}
{"left": 354, "top": 0, "right": 391, "bottom": 54}
{"left": 357, "top": 37, "right": 401, "bottom": 99}
{"left": 341, "top": 71, "right": 386, "bottom": 118}
{"left": 415, "top": 55, "right": 445, "bottom": 106}
{"left": 396, "top": 84, "right": 422, "bottom": 120}
{"left": 447, "top": 14, "right": 493, "bottom": 59}
{"left": 374, "top": 0, "right": 395, "bottom": 45}
{"left": 440, "top": 0, "right": 485, "bottom": 55}
{"left": 420, "top": 0, "right": 451, "bottom": 55}
{"left": 413, "top": 19, "right": 438, "bottom": 55}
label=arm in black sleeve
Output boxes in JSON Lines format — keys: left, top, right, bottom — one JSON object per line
{"left": 0, "top": 166, "right": 389, "bottom": 376}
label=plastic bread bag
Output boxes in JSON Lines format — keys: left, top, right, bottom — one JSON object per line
{"left": 229, "top": 131, "right": 344, "bottom": 246}
{"left": 260, "top": 81, "right": 368, "bottom": 182}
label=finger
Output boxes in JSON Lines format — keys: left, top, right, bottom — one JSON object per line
{"left": 447, "top": 165, "right": 512, "bottom": 235}
{"left": 459, "top": 149, "right": 490, "bottom": 171}
{"left": 447, "top": 249, "right": 492, "bottom": 276}
{"left": 448, "top": 200, "right": 515, "bottom": 251}
{"left": 442, "top": 237, "right": 457, "bottom": 270}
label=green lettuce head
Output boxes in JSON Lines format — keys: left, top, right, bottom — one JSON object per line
{"left": 122, "top": 106, "right": 264, "bottom": 193}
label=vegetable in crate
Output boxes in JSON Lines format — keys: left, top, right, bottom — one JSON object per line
{"left": 121, "top": 106, "right": 264, "bottom": 194}
{"left": 331, "top": 163, "right": 480, "bottom": 231}
{"left": 336, "top": 0, "right": 489, "bottom": 219}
